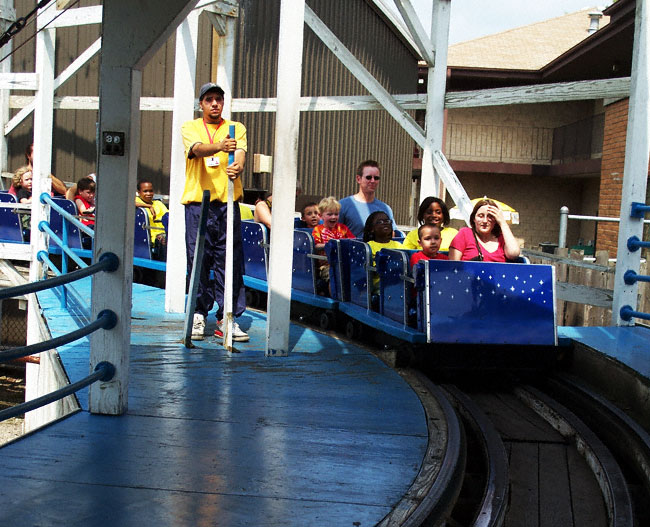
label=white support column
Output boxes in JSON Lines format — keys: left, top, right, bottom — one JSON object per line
{"left": 612, "top": 0, "right": 650, "bottom": 326}
{"left": 420, "top": 0, "right": 450, "bottom": 203}
{"left": 90, "top": 0, "right": 197, "bottom": 414}
{"left": 215, "top": 15, "right": 236, "bottom": 118}
{"left": 24, "top": 0, "right": 56, "bottom": 432}
{"left": 166, "top": 10, "right": 200, "bottom": 313}
{"left": 265, "top": 0, "right": 305, "bottom": 357}
{"left": 0, "top": 0, "right": 15, "bottom": 173}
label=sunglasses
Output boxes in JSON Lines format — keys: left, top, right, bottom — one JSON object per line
{"left": 364, "top": 175, "right": 380, "bottom": 181}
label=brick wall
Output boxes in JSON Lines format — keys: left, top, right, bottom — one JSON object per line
{"left": 597, "top": 98, "right": 628, "bottom": 256}
{"left": 449, "top": 171, "right": 593, "bottom": 248}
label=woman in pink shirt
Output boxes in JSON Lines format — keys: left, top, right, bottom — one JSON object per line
{"left": 448, "top": 198, "right": 520, "bottom": 262}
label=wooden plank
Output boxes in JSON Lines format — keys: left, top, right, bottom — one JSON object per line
{"left": 445, "top": 77, "right": 630, "bottom": 109}
{"left": 566, "top": 445, "right": 608, "bottom": 527}
{"left": 538, "top": 443, "right": 573, "bottom": 527}
{"left": 505, "top": 441, "right": 539, "bottom": 527}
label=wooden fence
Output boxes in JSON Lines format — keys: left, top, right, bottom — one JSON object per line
{"left": 524, "top": 248, "right": 650, "bottom": 327}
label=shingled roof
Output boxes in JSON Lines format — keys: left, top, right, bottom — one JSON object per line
{"left": 448, "top": 7, "right": 610, "bottom": 71}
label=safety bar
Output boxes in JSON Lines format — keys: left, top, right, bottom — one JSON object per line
{"left": 0, "top": 309, "right": 117, "bottom": 362}
{"left": 0, "top": 252, "right": 118, "bottom": 301}
{"left": 0, "top": 361, "right": 115, "bottom": 422}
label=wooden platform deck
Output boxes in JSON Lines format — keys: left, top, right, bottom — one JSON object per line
{"left": 0, "top": 279, "right": 430, "bottom": 526}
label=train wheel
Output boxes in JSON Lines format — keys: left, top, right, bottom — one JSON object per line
{"left": 319, "top": 311, "right": 334, "bottom": 331}
{"left": 345, "top": 320, "right": 359, "bottom": 340}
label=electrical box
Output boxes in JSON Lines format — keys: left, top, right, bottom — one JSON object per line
{"left": 102, "top": 131, "right": 125, "bottom": 156}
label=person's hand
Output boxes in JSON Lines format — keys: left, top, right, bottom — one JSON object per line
{"left": 226, "top": 161, "right": 242, "bottom": 180}
{"left": 219, "top": 135, "right": 237, "bottom": 153}
{"left": 487, "top": 205, "right": 506, "bottom": 225}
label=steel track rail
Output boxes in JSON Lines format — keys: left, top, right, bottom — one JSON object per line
{"left": 378, "top": 369, "right": 466, "bottom": 527}
{"left": 442, "top": 384, "right": 509, "bottom": 527}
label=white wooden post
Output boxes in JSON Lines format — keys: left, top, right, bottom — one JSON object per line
{"left": 612, "top": 0, "right": 650, "bottom": 326}
{"left": 420, "top": 0, "right": 450, "bottom": 203}
{"left": 166, "top": 9, "right": 200, "bottom": 314}
{"left": 90, "top": 0, "right": 196, "bottom": 414}
{"left": 265, "top": 0, "right": 305, "bottom": 356}
{"left": 0, "top": 0, "right": 15, "bottom": 174}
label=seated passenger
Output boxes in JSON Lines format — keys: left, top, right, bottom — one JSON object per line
{"left": 312, "top": 196, "right": 355, "bottom": 288}
{"left": 410, "top": 224, "right": 449, "bottom": 267}
{"left": 13, "top": 166, "right": 33, "bottom": 238}
{"left": 135, "top": 179, "right": 168, "bottom": 261}
{"left": 74, "top": 177, "right": 96, "bottom": 249}
{"left": 254, "top": 194, "right": 272, "bottom": 229}
{"left": 297, "top": 202, "right": 320, "bottom": 228}
{"left": 403, "top": 196, "right": 458, "bottom": 252}
{"left": 448, "top": 198, "right": 520, "bottom": 262}
{"left": 363, "top": 210, "right": 403, "bottom": 293}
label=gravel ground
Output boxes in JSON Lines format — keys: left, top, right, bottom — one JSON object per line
{"left": 0, "top": 364, "right": 25, "bottom": 446}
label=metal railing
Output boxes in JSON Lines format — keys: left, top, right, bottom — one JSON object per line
{"left": 0, "top": 248, "right": 119, "bottom": 423}
{"left": 558, "top": 206, "right": 650, "bottom": 249}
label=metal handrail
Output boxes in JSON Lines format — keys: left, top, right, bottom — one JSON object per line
{"left": 40, "top": 192, "right": 94, "bottom": 237}
{"left": 0, "top": 252, "right": 118, "bottom": 300}
{"left": 38, "top": 223, "right": 89, "bottom": 269}
{"left": 0, "top": 361, "right": 116, "bottom": 422}
{"left": 0, "top": 309, "right": 117, "bottom": 362}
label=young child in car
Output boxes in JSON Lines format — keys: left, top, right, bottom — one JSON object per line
{"left": 300, "top": 202, "right": 320, "bottom": 228}
{"left": 363, "top": 210, "right": 403, "bottom": 294}
{"left": 410, "top": 224, "right": 448, "bottom": 267}
{"left": 135, "top": 179, "right": 168, "bottom": 261}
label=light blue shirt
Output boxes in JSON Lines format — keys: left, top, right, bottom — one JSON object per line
{"left": 338, "top": 195, "right": 397, "bottom": 238}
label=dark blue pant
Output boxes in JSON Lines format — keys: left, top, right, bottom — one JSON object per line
{"left": 185, "top": 201, "right": 246, "bottom": 319}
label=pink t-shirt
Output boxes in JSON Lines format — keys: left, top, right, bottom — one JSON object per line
{"left": 449, "top": 227, "right": 507, "bottom": 262}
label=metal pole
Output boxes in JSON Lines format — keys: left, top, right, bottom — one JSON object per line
{"left": 558, "top": 206, "right": 568, "bottom": 249}
{"left": 223, "top": 125, "right": 235, "bottom": 352}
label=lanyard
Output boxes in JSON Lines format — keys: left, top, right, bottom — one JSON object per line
{"left": 202, "top": 118, "right": 226, "bottom": 144}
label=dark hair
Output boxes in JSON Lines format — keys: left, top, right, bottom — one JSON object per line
{"left": 469, "top": 198, "right": 501, "bottom": 238}
{"left": 355, "top": 159, "right": 380, "bottom": 177}
{"left": 301, "top": 202, "right": 318, "bottom": 215}
{"left": 137, "top": 179, "right": 153, "bottom": 191}
{"left": 25, "top": 143, "right": 33, "bottom": 163}
{"left": 417, "top": 196, "right": 450, "bottom": 226}
{"left": 417, "top": 223, "right": 441, "bottom": 240}
{"left": 77, "top": 177, "right": 96, "bottom": 193}
{"left": 363, "top": 210, "right": 389, "bottom": 242}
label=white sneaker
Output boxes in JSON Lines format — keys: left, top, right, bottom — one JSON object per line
{"left": 215, "top": 320, "right": 250, "bottom": 342}
{"left": 191, "top": 313, "right": 205, "bottom": 340}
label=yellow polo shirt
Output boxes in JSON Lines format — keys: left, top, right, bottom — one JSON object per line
{"left": 180, "top": 118, "right": 247, "bottom": 204}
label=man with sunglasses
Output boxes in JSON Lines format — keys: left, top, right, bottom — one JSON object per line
{"left": 338, "top": 159, "right": 397, "bottom": 238}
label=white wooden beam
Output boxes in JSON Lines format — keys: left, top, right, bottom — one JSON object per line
{"left": 445, "top": 77, "right": 631, "bottom": 109}
{"left": 48, "top": 5, "right": 102, "bottom": 27}
{"left": 166, "top": 10, "right": 200, "bottom": 314}
{"left": 304, "top": 4, "right": 426, "bottom": 148}
{"left": 196, "top": 0, "right": 238, "bottom": 16}
{"left": 420, "top": 0, "right": 451, "bottom": 203}
{"left": 0, "top": 72, "right": 39, "bottom": 91}
{"left": 266, "top": 0, "right": 305, "bottom": 357}
{"left": 4, "top": 38, "right": 101, "bottom": 135}
{"left": 0, "top": 0, "right": 16, "bottom": 174}
{"left": 391, "top": 0, "right": 434, "bottom": 65}
{"left": 612, "top": 0, "right": 650, "bottom": 326}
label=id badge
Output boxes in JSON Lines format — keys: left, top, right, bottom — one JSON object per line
{"left": 206, "top": 156, "right": 220, "bottom": 167}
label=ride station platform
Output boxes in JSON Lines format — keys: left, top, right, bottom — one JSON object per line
{"left": 0, "top": 279, "right": 433, "bottom": 526}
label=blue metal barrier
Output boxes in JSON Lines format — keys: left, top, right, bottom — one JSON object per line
{"left": 620, "top": 305, "right": 650, "bottom": 322}
{"left": 630, "top": 201, "right": 650, "bottom": 218}
{"left": 0, "top": 309, "right": 117, "bottom": 362}
{"left": 0, "top": 361, "right": 115, "bottom": 422}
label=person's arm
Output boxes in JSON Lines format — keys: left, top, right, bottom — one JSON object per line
{"left": 65, "top": 185, "right": 77, "bottom": 201}
{"left": 226, "top": 149, "right": 246, "bottom": 180}
{"left": 188, "top": 136, "right": 237, "bottom": 159}
{"left": 254, "top": 198, "right": 272, "bottom": 229}
{"left": 489, "top": 205, "right": 520, "bottom": 260}
{"left": 447, "top": 229, "right": 465, "bottom": 261}
{"left": 49, "top": 175, "right": 67, "bottom": 196}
